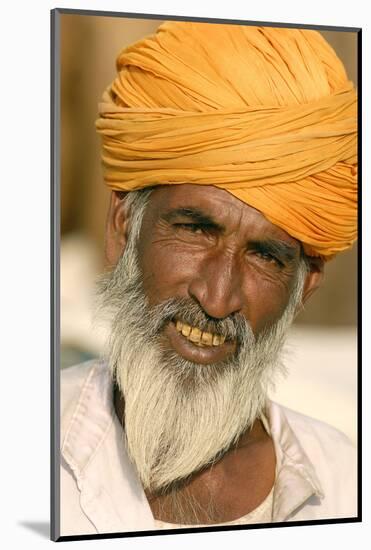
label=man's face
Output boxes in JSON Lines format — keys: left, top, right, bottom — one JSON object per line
{"left": 136, "top": 184, "right": 302, "bottom": 365}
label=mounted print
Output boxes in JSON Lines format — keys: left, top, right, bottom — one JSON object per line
{"left": 51, "top": 8, "right": 360, "bottom": 542}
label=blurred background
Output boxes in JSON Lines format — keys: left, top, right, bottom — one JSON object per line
{"left": 59, "top": 15, "right": 358, "bottom": 441}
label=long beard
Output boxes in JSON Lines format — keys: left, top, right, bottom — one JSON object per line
{"left": 96, "top": 235, "right": 306, "bottom": 497}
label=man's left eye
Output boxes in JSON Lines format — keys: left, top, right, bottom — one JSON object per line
{"left": 255, "top": 251, "right": 283, "bottom": 267}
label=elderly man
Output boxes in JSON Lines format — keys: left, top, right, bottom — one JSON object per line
{"left": 60, "top": 22, "right": 357, "bottom": 536}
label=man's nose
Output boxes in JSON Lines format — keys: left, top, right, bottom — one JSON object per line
{"left": 188, "top": 250, "right": 245, "bottom": 319}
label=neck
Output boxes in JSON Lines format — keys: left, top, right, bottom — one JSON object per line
{"left": 113, "top": 384, "right": 275, "bottom": 525}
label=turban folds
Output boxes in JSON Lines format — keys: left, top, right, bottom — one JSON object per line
{"left": 96, "top": 22, "right": 357, "bottom": 259}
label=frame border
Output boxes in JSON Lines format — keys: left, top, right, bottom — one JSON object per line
{"left": 51, "top": 8, "right": 61, "bottom": 542}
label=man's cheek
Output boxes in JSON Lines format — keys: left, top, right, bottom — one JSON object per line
{"left": 140, "top": 246, "right": 203, "bottom": 297}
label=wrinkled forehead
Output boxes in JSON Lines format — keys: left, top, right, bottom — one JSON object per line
{"left": 144, "top": 184, "right": 301, "bottom": 249}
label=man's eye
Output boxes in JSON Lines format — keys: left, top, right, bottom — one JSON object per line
{"left": 255, "top": 250, "right": 283, "bottom": 267}
{"left": 174, "top": 223, "right": 205, "bottom": 235}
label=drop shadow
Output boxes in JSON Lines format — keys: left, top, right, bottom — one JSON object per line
{"left": 18, "top": 521, "right": 50, "bottom": 539}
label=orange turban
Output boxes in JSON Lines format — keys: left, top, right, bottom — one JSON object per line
{"left": 96, "top": 22, "right": 357, "bottom": 259}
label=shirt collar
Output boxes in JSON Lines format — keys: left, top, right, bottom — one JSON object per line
{"left": 265, "top": 400, "right": 324, "bottom": 521}
{"left": 62, "top": 359, "right": 115, "bottom": 485}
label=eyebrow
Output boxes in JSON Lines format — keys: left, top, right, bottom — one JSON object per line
{"left": 161, "top": 207, "right": 225, "bottom": 231}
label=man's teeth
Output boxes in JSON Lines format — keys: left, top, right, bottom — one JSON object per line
{"left": 175, "top": 320, "right": 226, "bottom": 347}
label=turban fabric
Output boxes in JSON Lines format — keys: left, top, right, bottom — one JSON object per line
{"left": 96, "top": 22, "right": 357, "bottom": 259}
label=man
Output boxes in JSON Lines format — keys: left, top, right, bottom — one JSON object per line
{"left": 60, "top": 22, "right": 357, "bottom": 536}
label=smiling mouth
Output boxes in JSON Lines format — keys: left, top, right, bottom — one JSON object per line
{"left": 164, "top": 318, "right": 237, "bottom": 365}
{"left": 174, "top": 319, "right": 228, "bottom": 347}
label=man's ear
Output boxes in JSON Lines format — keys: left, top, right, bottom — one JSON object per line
{"left": 301, "top": 256, "right": 325, "bottom": 306}
{"left": 105, "top": 191, "right": 130, "bottom": 267}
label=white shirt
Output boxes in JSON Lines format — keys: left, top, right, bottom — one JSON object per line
{"left": 60, "top": 360, "right": 357, "bottom": 537}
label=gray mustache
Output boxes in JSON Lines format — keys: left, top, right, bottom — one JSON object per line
{"left": 148, "top": 297, "right": 254, "bottom": 343}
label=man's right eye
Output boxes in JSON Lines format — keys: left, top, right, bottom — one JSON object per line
{"left": 174, "top": 223, "right": 205, "bottom": 235}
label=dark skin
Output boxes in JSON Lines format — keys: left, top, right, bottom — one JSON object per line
{"left": 106, "top": 184, "right": 324, "bottom": 524}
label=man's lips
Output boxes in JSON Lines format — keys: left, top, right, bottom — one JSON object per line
{"left": 163, "top": 320, "right": 237, "bottom": 365}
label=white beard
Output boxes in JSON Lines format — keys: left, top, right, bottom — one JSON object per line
{"left": 96, "top": 203, "right": 306, "bottom": 496}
